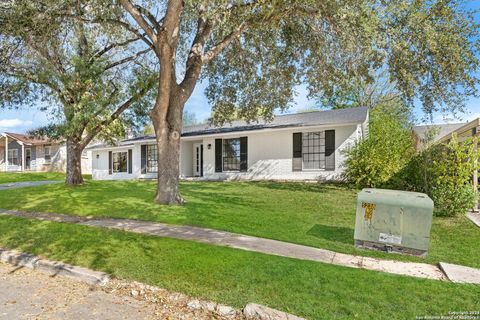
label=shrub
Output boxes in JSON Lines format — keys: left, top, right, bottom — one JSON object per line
{"left": 395, "top": 134, "right": 480, "bottom": 217}
{"left": 344, "top": 103, "right": 415, "bottom": 188}
{"left": 432, "top": 184, "right": 477, "bottom": 217}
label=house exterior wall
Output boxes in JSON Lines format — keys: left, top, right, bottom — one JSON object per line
{"left": 34, "top": 144, "right": 66, "bottom": 172}
{"left": 200, "top": 124, "right": 359, "bottom": 181}
{"left": 81, "top": 150, "right": 92, "bottom": 174}
{"left": 90, "top": 121, "right": 366, "bottom": 181}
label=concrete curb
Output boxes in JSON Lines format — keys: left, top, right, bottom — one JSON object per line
{"left": 467, "top": 211, "right": 480, "bottom": 228}
{"left": 243, "top": 303, "right": 306, "bottom": 320}
{"left": 0, "top": 248, "right": 307, "bottom": 319}
{"left": 0, "top": 248, "right": 110, "bottom": 285}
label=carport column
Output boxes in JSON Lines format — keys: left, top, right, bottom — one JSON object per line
{"left": 4, "top": 135, "right": 7, "bottom": 172}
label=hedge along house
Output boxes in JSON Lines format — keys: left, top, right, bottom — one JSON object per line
{"left": 0, "top": 132, "right": 92, "bottom": 173}
{"left": 88, "top": 107, "right": 369, "bottom": 181}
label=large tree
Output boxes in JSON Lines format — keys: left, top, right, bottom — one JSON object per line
{"left": 96, "top": 0, "right": 478, "bottom": 204}
{"left": 0, "top": 0, "right": 156, "bottom": 185}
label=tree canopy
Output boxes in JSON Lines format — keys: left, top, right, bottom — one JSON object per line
{"left": 0, "top": 0, "right": 157, "bottom": 184}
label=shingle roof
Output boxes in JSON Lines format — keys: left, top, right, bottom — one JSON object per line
{"left": 87, "top": 107, "right": 369, "bottom": 149}
{"left": 181, "top": 106, "right": 369, "bottom": 137}
{"left": 413, "top": 123, "right": 465, "bottom": 143}
{"left": 4, "top": 132, "right": 51, "bottom": 145}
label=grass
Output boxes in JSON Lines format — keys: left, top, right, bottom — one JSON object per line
{"left": 0, "top": 172, "right": 66, "bottom": 183}
{"left": 0, "top": 178, "right": 478, "bottom": 268}
{"left": 0, "top": 215, "right": 478, "bottom": 320}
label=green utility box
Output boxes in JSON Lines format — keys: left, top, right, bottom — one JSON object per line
{"left": 354, "top": 188, "right": 434, "bottom": 257}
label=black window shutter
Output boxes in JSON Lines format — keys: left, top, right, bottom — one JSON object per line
{"left": 140, "top": 145, "right": 147, "bottom": 174}
{"left": 325, "top": 130, "right": 335, "bottom": 171}
{"left": 240, "top": 137, "right": 248, "bottom": 172}
{"left": 128, "top": 149, "right": 133, "bottom": 174}
{"left": 293, "top": 133, "right": 302, "bottom": 158}
{"left": 215, "top": 139, "right": 222, "bottom": 172}
{"left": 108, "top": 151, "right": 112, "bottom": 175}
{"left": 292, "top": 132, "right": 302, "bottom": 171}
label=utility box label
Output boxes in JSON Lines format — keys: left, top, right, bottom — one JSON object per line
{"left": 379, "top": 233, "right": 402, "bottom": 245}
{"left": 362, "top": 202, "right": 376, "bottom": 220}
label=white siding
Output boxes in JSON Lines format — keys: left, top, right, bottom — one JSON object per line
{"left": 201, "top": 124, "right": 358, "bottom": 181}
{"left": 90, "top": 123, "right": 362, "bottom": 181}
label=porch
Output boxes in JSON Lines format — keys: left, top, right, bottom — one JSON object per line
{"left": 0, "top": 133, "right": 37, "bottom": 172}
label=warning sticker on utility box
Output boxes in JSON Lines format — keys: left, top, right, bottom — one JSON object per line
{"left": 379, "top": 233, "right": 402, "bottom": 245}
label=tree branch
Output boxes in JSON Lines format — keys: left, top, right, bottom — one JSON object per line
{"left": 103, "top": 48, "right": 151, "bottom": 72}
{"left": 118, "top": 0, "right": 158, "bottom": 47}
{"left": 201, "top": 22, "right": 249, "bottom": 63}
{"left": 179, "top": 16, "right": 213, "bottom": 99}
{"left": 80, "top": 83, "right": 151, "bottom": 148}
{"left": 92, "top": 37, "right": 141, "bottom": 60}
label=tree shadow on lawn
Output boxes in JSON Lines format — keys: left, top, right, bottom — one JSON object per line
{"left": 250, "top": 181, "right": 357, "bottom": 194}
{"left": 306, "top": 224, "right": 354, "bottom": 245}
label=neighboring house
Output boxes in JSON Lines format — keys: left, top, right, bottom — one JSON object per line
{"left": 413, "top": 119, "right": 480, "bottom": 206}
{"left": 88, "top": 107, "right": 369, "bottom": 181}
{"left": 0, "top": 132, "right": 92, "bottom": 174}
{"left": 413, "top": 123, "right": 465, "bottom": 150}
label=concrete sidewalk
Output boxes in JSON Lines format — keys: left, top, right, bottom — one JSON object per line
{"left": 0, "top": 180, "right": 62, "bottom": 190}
{"left": 0, "top": 208, "right": 453, "bottom": 281}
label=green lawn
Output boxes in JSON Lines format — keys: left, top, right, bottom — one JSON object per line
{"left": 0, "top": 178, "right": 478, "bottom": 268}
{"left": 0, "top": 172, "right": 66, "bottom": 183}
{"left": 0, "top": 215, "right": 478, "bottom": 320}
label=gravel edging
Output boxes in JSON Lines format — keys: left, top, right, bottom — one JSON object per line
{"left": 0, "top": 247, "right": 306, "bottom": 319}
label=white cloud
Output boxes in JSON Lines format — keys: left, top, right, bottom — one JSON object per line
{"left": 0, "top": 119, "right": 33, "bottom": 131}
{"left": 0, "top": 119, "right": 33, "bottom": 128}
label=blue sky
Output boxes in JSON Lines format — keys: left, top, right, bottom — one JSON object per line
{"left": 1, "top": 2, "right": 480, "bottom": 133}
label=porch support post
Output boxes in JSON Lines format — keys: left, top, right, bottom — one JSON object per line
{"left": 21, "top": 143, "right": 25, "bottom": 172}
{"left": 4, "top": 135, "right": 8, "bottom": 172}
{"left": 474, "top": 131, "right": 479, "bottom": 212}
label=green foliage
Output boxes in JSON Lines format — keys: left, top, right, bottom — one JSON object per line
{"left": 344, "top": 102, "right": 415, "bottom": 188}
{"left": 396, "top": 134, "right": 480, "bottom": 217}
{"left": 432, "top": 184, "right": 477, "bottom": 217}
{"left": 0, "top": 0, "right": 156, "bottom": 144}
{"left": 194, "top": 0, "right": 480, "bottom": 124}
{"left": 430, "top": 135, "right": 479, "bottom": 216}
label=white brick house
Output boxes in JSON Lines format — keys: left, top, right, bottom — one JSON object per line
{"left": 88, "top": 107, "right": 369, "bottom": 181}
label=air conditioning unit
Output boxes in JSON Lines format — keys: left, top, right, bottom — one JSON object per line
{"left": 354, "top": 188, "right": 434, "bottom": 257}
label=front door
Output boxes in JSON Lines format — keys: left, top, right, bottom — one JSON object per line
{"left": 25, "top": 148, "right": 31, "bottom": 170}
{"left": 193, "top": 143, "right": 203, "bottom": 177}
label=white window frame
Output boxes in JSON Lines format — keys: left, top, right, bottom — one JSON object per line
{"left": 112, "top": 151, "right": 128, "bottom": 173}
{"left": 44, "top": 145, "right": 52, "bottom": 164}
{"left": 8, "top": 149, "right": 18, "bottom": 166}
{"left": 222, "top": 138, "right": 241, "bottom": 172}
{"left": 146, "top": 144, "right": 158, "bottom": 173}
{"left": 302, "top": 131, "right": 326, "bottom": 171}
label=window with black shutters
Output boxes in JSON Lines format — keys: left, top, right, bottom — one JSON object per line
{"left": 223, "top": 138, "right": 241, "bottom": 171}
{"left": 146, "top": 144, "right": 158, "bottom": 173}
{"left": 302, "top": 132, "right": 326, "bottom": 170}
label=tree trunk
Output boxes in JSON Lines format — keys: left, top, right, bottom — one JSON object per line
{"left": 152, "top": 95, "right": 184, "bottom": 205}
{"left": 65, "top": 138, "right": 84, "bottom": 185}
